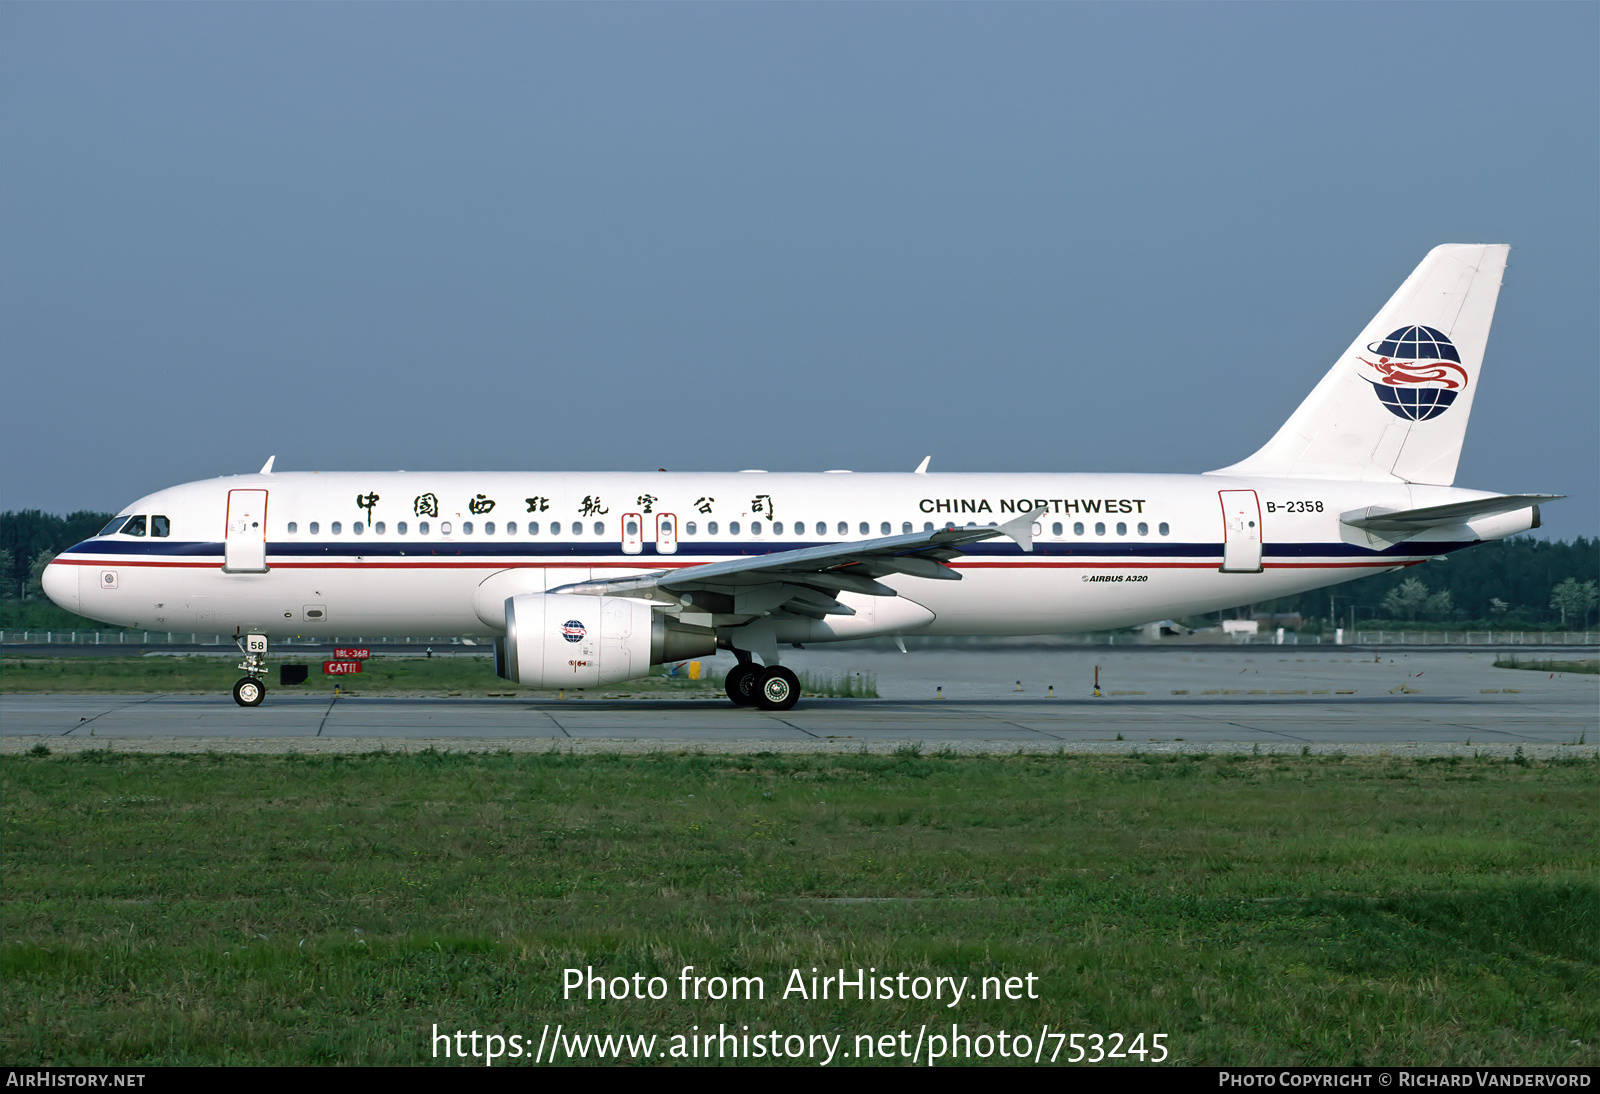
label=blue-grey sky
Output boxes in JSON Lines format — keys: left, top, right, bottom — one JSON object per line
{"left": 3, "top": 3, "right": 1595, "bottom": 535}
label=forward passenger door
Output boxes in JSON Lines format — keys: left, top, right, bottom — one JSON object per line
{"left": 223, "top": 489, "right": 270, "bottom": 573}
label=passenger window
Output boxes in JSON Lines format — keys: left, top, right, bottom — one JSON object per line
{"left": 354, "top": 522, "right": 364, "bottom": 535}
{"left": 859, "top": 522, "right": 869, "bottom": 535}
{"left": 151, "top": 515, "right": 170, "bottom": 537}
{"left": 685, "top": 521, "right": 696, "bottom": 536}
{"left": 1052, "top": 522, "right": 1062, "bottom": 536}
{"left": 397, "top": 521, "right": 407, "bottom": 535}
{"left": 837, "top": 522, "right": 848, "bottom": 536}
{"left": 418, "top": 521, "right": 429, "bottom": 535}
{"left": 593, "top": 521, "right": 604, "bottom": 535}
{"left": 125, "top": 515, "right": 147, "bottom": 537}
{"left": 485, "top": 521, "right": 494, "bottom": 535}
{"left": 1095, "top": 522, "right": 1105, "bottom": 536}
{"left": 440, "top": 522, "right": 451, "bottom": 535}
{"left": 730, "top": 521, "right": 741, "bottom": 536}
{"left": 526, "top": 521, "right": 537, "bottom": 534}
{"left": 570, "top": 522, "right": 581, "bottom": 536}
{"left": 1116, "top": 522, "right": 1127, "bottom": 536}
{"left": 505, "top": 522, "right": 516, "bottom": 534}
{"left": 332, "top": 521, "right": 342, "bottom": 535}
{"left": 1159, "top": 522, "right": 1170, "bottom": 536}
{"left": 1137, "top": 522, "right": 1148, "bottom": 536}
{"left": 924, "top": 522, "right": 934, "bottom": 532}
{"left": 708, "top": 521, "right": 719, "bottom": 535}
{"left": 310, "top": 522, "right": 320, "bottom": 535}
{"left": 750, "top": 521, "right": 761, "bottom": 535}
{"left": 375, "top": 521, "right": 385, "bottom": 534}
{"left": 881, "top": 522, "right": 891, "bottom": 535}
{"left": 287, "top": 522, "right": 298, "bottom": 534}
{"left": 902, "top": 522, "right": 912, "bottom": 534}
{"left": 98, "top": 516, "right": 129, "bottom": 536}
{"left": 550, "top": 522, "right": 561, "bottom": 535}
{"left": 773, "top": 521, "right": 783, "bottom": 535}
{"left": 1074, "top": 522, "right": 1085, "bottom": 536}
{"left": 462, "top": 522, "right": 473, "bottom": 535}
{"left": 626, "top": 518, "right": 639, "bottom": 536}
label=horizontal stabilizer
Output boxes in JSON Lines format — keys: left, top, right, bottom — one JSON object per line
{"left": 1340, "top": 494, "right": 1562, "bottom": 532}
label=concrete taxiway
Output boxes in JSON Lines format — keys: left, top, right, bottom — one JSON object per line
{"left": 3, "top": 648, "right": 1593, "bottom": 756}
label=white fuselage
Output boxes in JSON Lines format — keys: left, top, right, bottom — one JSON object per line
{"left": 45, "top": 469, "right": 1516, "bottom": 640}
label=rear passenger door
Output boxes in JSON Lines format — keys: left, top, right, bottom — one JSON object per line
{"left": 1218, "top": 490, "right": 1263, "bottom": 573}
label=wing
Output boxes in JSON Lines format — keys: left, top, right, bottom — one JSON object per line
{"left": 551, "top": 507, "right": 1045, "bottom": 621}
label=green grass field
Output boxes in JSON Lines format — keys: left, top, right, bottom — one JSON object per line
{"left": 1494, "top": 656, "right": 1600, "bottom": 675}
{"left": 4, "top": 748, "right": 1595, "bottom": 1066}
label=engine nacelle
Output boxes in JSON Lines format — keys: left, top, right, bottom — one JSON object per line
{"left": 494, "top": 594, "right": 714, "bottom": 688}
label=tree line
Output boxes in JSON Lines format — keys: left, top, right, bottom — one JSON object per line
{"left": 2, "top": 509, "right": 1596, "bottom": 631}
{"left": 1, "top": 511, "right": 113, "bottom": 603}
{"left": 1230, "top": 535, "right": 1598, "bottom": 631}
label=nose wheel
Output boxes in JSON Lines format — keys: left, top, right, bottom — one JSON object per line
{"left": 233, "top": 677, "right": 265, "bottom": 707}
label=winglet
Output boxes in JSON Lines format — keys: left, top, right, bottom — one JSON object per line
{"left": 996, "top": 506, "right": 1045, "bottom": 552}
{"left": 259, "top": 455, "right": 276, "bottom": 474}
{"left": 914, "top": 456, "right": 931, "bottom": 474}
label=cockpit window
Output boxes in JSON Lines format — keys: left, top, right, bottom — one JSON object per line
{"left": 98, "top": 517, "right": 129, "bottom": 537}
{"left": 151, "top": 515, "right": 170, "bottom": 538}
{"left": 124, "top": 515, "right": 147, "bottom": 537}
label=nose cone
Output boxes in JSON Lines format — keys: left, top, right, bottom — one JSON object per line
{"left": 41, "top": 558, "right": 80, "bottom": 614}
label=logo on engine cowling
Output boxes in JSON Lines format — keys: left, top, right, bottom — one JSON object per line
{"left": 561, "top": 620, "right": 586, "bottom": 643}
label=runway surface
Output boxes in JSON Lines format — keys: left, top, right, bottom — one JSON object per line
{"left": 4, "top": 648, "right": 1594, "bottom": 755}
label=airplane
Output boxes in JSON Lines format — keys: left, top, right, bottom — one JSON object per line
{"left": 42, "top": 244, "right": 1559, "bottom": 711}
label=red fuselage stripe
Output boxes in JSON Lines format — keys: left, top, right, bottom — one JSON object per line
{"left": 51, "top": 557, "right": 1415, "bottom": 571}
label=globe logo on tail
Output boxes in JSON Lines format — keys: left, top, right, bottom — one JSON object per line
{"left": 1358, "top": 325, "right": 1469, "bottom": 421}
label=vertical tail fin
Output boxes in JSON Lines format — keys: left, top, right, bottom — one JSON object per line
{"left": 1211, "top": 244, "right": 1509, "bottom": 485}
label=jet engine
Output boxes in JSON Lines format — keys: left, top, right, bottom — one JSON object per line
{"left": 494, "top": 593, "right": 715, "bottom": 688}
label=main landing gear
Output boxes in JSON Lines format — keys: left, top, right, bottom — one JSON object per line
{"left": 233, "top": 633, "right": 268, "bottom": 707}
{"left": 724, "top": 659, "right": 800, "bottom": 712}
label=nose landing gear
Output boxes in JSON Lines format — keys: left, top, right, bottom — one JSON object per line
{"left": 233, "top": 632, "right": 268, "bottom": 707}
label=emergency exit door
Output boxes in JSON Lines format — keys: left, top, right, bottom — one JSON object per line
{"left": 620, "top": 513, "right": 644, "bottom": 555}
{"left": 223, "top": 489, "right": 270, "bottom": 573}
{"left": 1218, "top": 490, "right": 1263, "bottom": 573}
{"left": 655, "top": 513, "right": 678, "bottom": 554}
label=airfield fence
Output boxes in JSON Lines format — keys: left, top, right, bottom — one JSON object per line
{"left": 1346, "top": 631, "right": 1596, "bottom": 646}
{"left": 1, "top": 632, "right": 484, "bottom": 649}
{"left": 2, "top": 629, "right": 1596, "bottom": 649}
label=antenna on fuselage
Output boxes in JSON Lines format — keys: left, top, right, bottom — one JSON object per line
{"left": 258, "top": 455, "right": 276, "bottom": 474}
{"left": 914, "top": 456, "right": 931, "bottom": 474}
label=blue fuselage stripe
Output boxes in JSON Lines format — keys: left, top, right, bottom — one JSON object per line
{"left": 63, "top": 538, "right": 1474, "bottom": 561}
